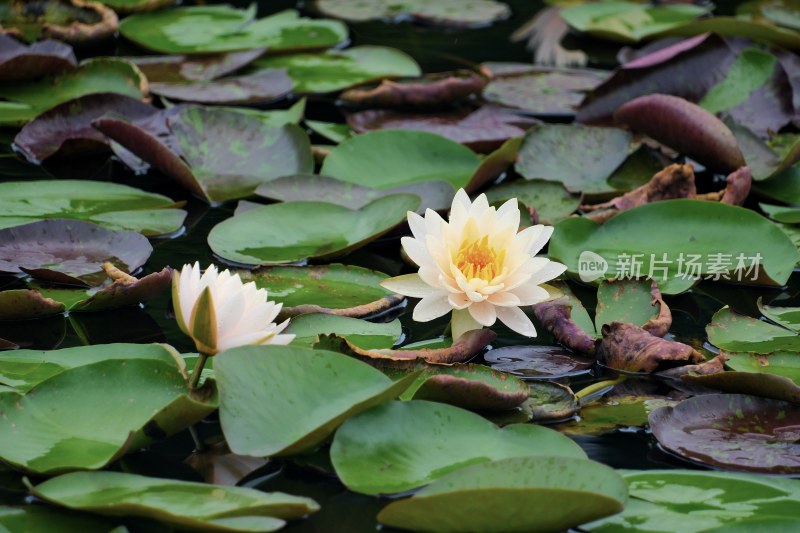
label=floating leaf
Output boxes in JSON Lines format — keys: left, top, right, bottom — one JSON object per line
{"left": 0, "top": 34, "right": 76, "bottom": 81}
{"left": 525, "top": 381, "right": 580, "bottom": 422}
{"left": 731, "top": 122, "right": 800, "bottom": 182}
{"left": 95, "top": 0, "right": 174, "bottom": 13}
{"left": 484, "top": 345, "right": 593, "bottom": 379}
{"left": 0, "top": 58, "right": 145, "bottom": 127}
{"left": 0, "top": 289, "right": 64, "bottom": 320}
{"left": 208, "top": 195, "right": 418, "bottom": 266}
{"left": 649, "top": 393, "right": 800, "bottom": 474}
{"left": 216, "top": 345, "right": 419, "bottom": 457}
{"left": 0, "top": 220, "right": 152, "bottom": 287}
{"left": 120, "top": 6, "right": 347, "bottom": 55}
{"left": 0, "top": 0, "right": 118, "bottom": 44}
{"left": 330, "top": 400, "right": 586, "bottom": 495}
{"left": 515, "top": 123, "right": 633, "bottom": 194}
{"left": 131, "top": 48, "right": 267, "bottom": 83}
{"left": 340, "top": 70, "right": 486, "bottom": 108}
{"left": 0, "top": 506, "right": 114, "bottom": 533}
{"left": 30, "top": 471, "right": 318, "bottom": 532}
{"left": 684, "top": 371, "right": 800, "bottom": 404}
{"left": 251, "top": 46, "right": 421, "bottom": 94}
{"left": 550, "top": 200, "right": 800, "bottom": 294}
{"left": 597, "top": 322, "right": 704, "bottom": 373}
{"left": 656, "top": 16, "right": 800, "bottom": 51}
{"left": 347, "top": 105, "right": 535, "bottom": 152}
{"left": 706, "top": 306, "right": 800, "bottom": 353}
{"left": 758, "top": 299, "right": 800, "bottom": 331}
{"left": 727, "top": 351, "right": 800, "bottom": 383}
{"left": 533, "top": 299, "right": 598, "bottom": 355}
{"left": 595, "top": 279, "right": 661, "bottom": 332}
{"left": 312, "top": 0, "right": 511, "bottom": 27}
{"left": 378, "top": 456, "right": 627, "bottom": 533}
{"left": 484, "top": 179, "right": 581, "bottom": 225}
{"left": 148, "top": 69, "right": 292, "bottom": 105}
{"left": 555, "top": 396, "right": 663, "bottom": 436}
{"left": 320, "top": 129, "right": 483, "bottom": 190}
{"left": 286, "top": 314, "right": 401, "bottom": 350}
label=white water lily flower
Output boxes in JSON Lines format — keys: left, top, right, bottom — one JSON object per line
{"left": 173, "top": 262, "right": 294, "bottom": 355}
{"left": 381, "top": 189, "right": 566, "bottom": 339}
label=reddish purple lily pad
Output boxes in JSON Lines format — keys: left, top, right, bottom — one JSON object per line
{"left": 0, "top": 337, "right": 17, "bottom": 350}
{"left": 0, "top": 219, "right": 152, "bottom": 287}
{"left": 649, "top": 393, "right": 800, "bottom": 475}
{"left": 339, "top": 70, "right": 487, "bottom": 108}
{"left": 72, "top": 266, "right": 172, "bottom": 312}
{"left": 347, "top": 106, "right": 537, "bottom": 152}
{"left": 0, "top": 34, "right": 76, "bottom": 81}
{"left": 14, "top": 94, "right": 158, "bottom": 162}
{"left": 130, "top": 49, "right": 266, "bottom": 83}
{"left": 0, "top": 289, "right": 64, "bottom": 320}
{"left": 148, "top": 69, "right": 292, "bottom": 105}
{"left": 683, "top": 371, "right": 800, "bottom": 405}
{"left": 484, "top": 345, "right": 593, "bottom": 379}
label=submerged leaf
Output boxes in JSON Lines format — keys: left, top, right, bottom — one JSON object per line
{"left": 484, "top": 345, "right": 594, "bottom": 379}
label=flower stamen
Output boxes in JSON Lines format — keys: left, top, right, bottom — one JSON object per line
{"left": 455, "top": 235, "right": 505, "bottom": 281}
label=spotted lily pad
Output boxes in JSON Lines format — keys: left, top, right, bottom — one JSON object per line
{"left": 285, "top": 314, "right": 401, "bottom": 350}
{"left": 330, "top": 400, "right": 586, "bottom": 495}
{"left": 120, "top": 6, "right": 347, "bottom": 55}
{"left": 0, "top": 34, "right": 76, "bottom": 81}
{"left": 237, "top": 264, "right": 399, "bottom": 318}
{"left": 29, "top": 471, "right": 318, "bottom": 532}
{"left": 484, "top": 345, "right": 593, "bottom": 379}
{"left": 312, "top": 0, "right": 511, "bottom": 27}
{"left": 251, "top": 46, "right": 421, "bottom": 94}
{"left": 0, "top": 220, "right": 152, "bottom": 287}
{"left": 208, "top": 195, "right": 419, "bottom": 265}
{"left": 0, "top": 0, "right": 118, "bottom": 44}
{"left": 706, "top": 306, "right": 800, "bottom": 353}
{"left": 649, "top": 393, "right": 800, "bottom": 474}
{"left": 484, "top": 179, "right": 581, "bottom": 225}
{"left": 378, "top": 456, "right": 627, "bottom": 533}
{"left": 595, "top": 279, "right": 661, "bottom": 332}
{"left": 0, "top": 58, "right": 146, "bottom": 127}
{"left": 216, "top": 345, "right": 420, "bottom": 457}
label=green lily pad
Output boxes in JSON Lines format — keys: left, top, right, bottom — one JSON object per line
{"left": 706, "top": 306, "right": 800, "bottom": 353}
{"left": 216, "top": 345, "right": 419, "bottom": 457}
{"left": 312, "top": 0, "right": 511, "bottom": 27}
{"left": 0, "top": 179, "right": 185, "bottom": 237}
{"left": 484, "top": 345, "right": 594, "bottom": 379}
{"left": 0, "top": 342, "right": 179, "bottom": 393}
{"left": 0, "top": 34, "right": 76, "bottom": 82}
{"left": 656, "top": 16, "right": 800, "bottom": 51}
{"left": 726, "top": 352, "right": 800, "bottom": 383}
{"left": 238, "top": 264, "right": 395, "bottom": 316}
{"left": 759, "top": 299, "right": 800, "bottom": 331}
{"left": 285, "top": 314, "right": 401, "bottom": 350}
{"left": 561, "top": 2, "right": 711, "bottom": 43}
{"left": 251, "top": 45, "right": 420, "bottom": 94}
{"left": 731, "top": 122, "right": 800, "bottom": 182}
{"left": 555, "top": 396, "right": 661, "bottom": 436}
{"left": 95, "top": 0, "right": 175, "bottom": 14}
{"left": 0, "top": 58, "right": 145, "bottom": 127}
{"left": 515, "top": 124, "right": 633, "bottom": 194}
{"left": 330, "top": 400, "right": 586, "bottom": 495}
{"left": 595, "top": 279, "right": 660, "bottom": 331}
{"left": 0, "top": 357, "right": 215, "bottom": 474}
{"left": 0, "top": 289, "right": 64, "bottom": 320}
{"left": 208, "top": 195, "right": 419, "bottom": 265}
{"left": 549, "top": 200, "right": 800, "bottom": 294}
{"left": 649, "top": 393, "right": 800, "bottom": 474}
{"left": 484, "top": 179, "right": 581, "bottom": 225}
{"left": 29, "top": 471, "right": 318, "bottom": 532}
{"left": 378, "top": 456, "right": 627, "bottom": 533}
{"left": 119, "top": 6, "right": 347, "bottom": 55}
{"left": 0, "top": 0, "right": 118, "bottom": 44}
{"left": 0, "top": 505, "right": 114, "bottom": 533}
{"left": 754, "top": 167, "right": 800, "bottom": 204}
{"left": 585, "top": 469, "right": 800, "bottom": 533}
{"left": 526, "top": 381, "right": 581, "bottom": 422}
{"left": 305, "top": 120, "right": 353, "bottom": 143}
{"left": 762, "top": 203, "right": 800, "bottom": 224}
{"left": 320, "top": 129, "right": 482, "bottom": 190}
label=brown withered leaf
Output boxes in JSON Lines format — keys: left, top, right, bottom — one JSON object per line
{"left": 641, "top": 280, "right": 672, "bottom": 338}
{"left": 0, "top": 337, "right": 18, "bottom": 350}
{"left": 721, "top": 166, "right": 752, "bottom": 206}
{"left": 316, "top": 328, "right": 496, "bottom": 364}
{"left": 656, "top": 353, "right": 728, "bottom": 379}
{"left": 0, "top": 289, "right": 64, "bottom": 320}
{"left": 533, "top": 298, "right": 597, "bottom": 356}
{"left": 1, "top": 0, "right": 119, "bottom": 44}
{"left": 596, "top": 322, "right": 705, "bottom": 373}
{"left": 339, "top": 70, "right": 487, "bottom": 108}
{"left": 277, "top": 294, "right": 406, "bottom": 321}
{"left": 71, "top": 266, "right": 172, "bottom": 312}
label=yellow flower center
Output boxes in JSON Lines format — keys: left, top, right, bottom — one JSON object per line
{"left": 455, "top": 235, "right": 505, "bottom": 281}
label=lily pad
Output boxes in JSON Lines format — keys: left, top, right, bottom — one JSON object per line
{"left": 555, "top": 396, "right": 661, "bottom": 436}
{"left": 0, "top": 220, "right": 152, "bottom": 287}
{"left": 0, "top": 58, "right": 146, "bottom": 127}
{"left": 0, "top": 179, "right": 185, "bottom": 237}
{"left": 131, "top": 48, "right": 267, "bottom": 83}
{"left": 761, "top": 203, "right": 800, "bottom": 224}
{"left": 147, "top": 69, "right": 292, "bottom": 105}
{"left": 120, "top": 6, "right": 347, "bottom": 55}
{"left": 208, "top": 195, "right": 419, "bottom": 266}
{"left": 251, "top": 46, "right": 421, "bottom": 94}
{"left": 285, "top": 314, "right": 401, "bottom": 350}
{"left": 237, "top": 264, "right": 399, "bottom": 318}
{"left": 484, "top": 345, "right": 593, "bottom": 379}
{"left": 378, "top": 456, "right": 627, "bottom": 533}
{"left": 526, "top": 381, "right": 581, "bottom": 422}
{"left": 586, "top": 469, "right": 800, "bottom": 533}
{"left": 683, "top": 371, "right": 800, "bottom": 404}
{"left": 0, "top": 34, "right": 76, "bottom": 81}
{"left": 706, "top": 306, "right": 800, "bottom": 353}
{"left": 330, "top": 400, "right": 586, "bottom": 495}
{"left": 515, "top": 124, "right": 633, "bottom": 194}
{"left": 0, "top": 0, "right": 118, "bottom": 44}
{"left": 347, "top": 105, "right": 535, "bottom": 152}
{"left": 320, "top": 130, "right": 482, "bottom": 190}
{"left": 30, "top": 471, "right": 318, "bottom": 532}
{"left": 0, "top": 289, "right": 64, "bottom": 320}
{"left": 595, "top": 279, "right": 660, "bottom": 331}
{"left": 94, "top": 0, "right": 174, "bottom": 14}
{"left": 339, "top": 70, "right": 487, "bottom": 108}
{"left": 312, "top": 0, "right": 511, "bottom": 27}
{"left": 729, "top": 122, "right": 800, "bottom": 181}
{"left": 726, "top": 351, "right": 800, "bottom": 383}
{"left": 649, "top": 393, "right": 800, "bottom": 474}
{"left": 0, "top": 506, "right": 114, "bottom": 533}
{"left": 759, "top": 299, "right": 800, "bottom": 331}
{"left": 549, "top": 200, "right": 800, "bottom": 294}
{"left": 0, "top": 356, "right": 215, "bottom": 474}
{"left": 484, "top": 179, "right": 581, "bottom": 225}
{"left": 216, "top": 345, "right": 419, "bottom": 457}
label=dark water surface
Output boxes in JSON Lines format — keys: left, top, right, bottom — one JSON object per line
{"left": 0, "top": 0, "right": 791, "bottom": 531}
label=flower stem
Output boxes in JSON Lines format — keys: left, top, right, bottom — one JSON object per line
{"left": 189, "top": 352, "right": 209, "bottom": 391}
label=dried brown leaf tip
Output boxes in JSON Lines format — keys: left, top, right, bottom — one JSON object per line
{"left": 597, "top": 322, "right": 705, "bottom": 373}
{"left": 642, "top": 280, "right": 672, "bottom": 338}
{"left": 340, "top": 70, "right": 487, "bottom": 108}
{"left": 533, "top": 298, "right": 597, "bottom": 356}
{"left": 656, "top": 353, "right": 728, "bottom": 379}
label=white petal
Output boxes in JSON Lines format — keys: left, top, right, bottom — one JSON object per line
{"left": 529, "top": 225, "right": 554, "bottom": 256}
{"left": 381, "top": 274, "right": 439, "bottom": 298}
{"left": 470, "top": 193, "right": 490, "bottom": 217}
{"left": 528, "top": 260, "right": 568, "bottom": 286}
{"left": 507, "top": 283, "right": 551, "bottom": 305}
{"left": 402, "top": 236, "right": 435, "bottom": 269}
{"left": 496, "top": 306, "right": 538, "bottom": 337}
{"left": 487, "top": 291, "right": 521, "bottom": 306}
{"left": 448, "top": 292, "right": 471, "bottom": 309}
{"left": 412, "top": 293, "right": 453, "bottom": 322}
{"left": 468, "top": 300, "right": 497, "bottom": 326}
{"left": 452, "top": 188, "right": 472, "bottom": 210}
{"left": 407, "top": 210, "right": 426, "bottom": 241}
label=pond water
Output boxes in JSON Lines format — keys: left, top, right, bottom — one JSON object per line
{"left": 1, "top": 0, "right": 796, "bottom": 531}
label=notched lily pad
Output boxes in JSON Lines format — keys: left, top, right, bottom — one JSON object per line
{"left": 0, "top": 289, "right": 64, "bottom": 320}
{"left": 484, "top": 179, "right": 581, "bottom": 226}
{"left": 0, "top": 0, "right": 118, "bottom": 44}
{"left": 484, "top": 345, "right": 593, "bottom": 379}
{"left": 340, "top": 70, "right": 486, "bottom": 108}
{"left": 0, "top": 219, "right": 152, "bottom": 287}
{"left": 0, "top": 34, "right": 76, "bottom": 81}
{"left": 649, "top": 393, "right": 800, "bottom": 474}
{"left": 312, "top": 0, "right": 511, "bottom": 27}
